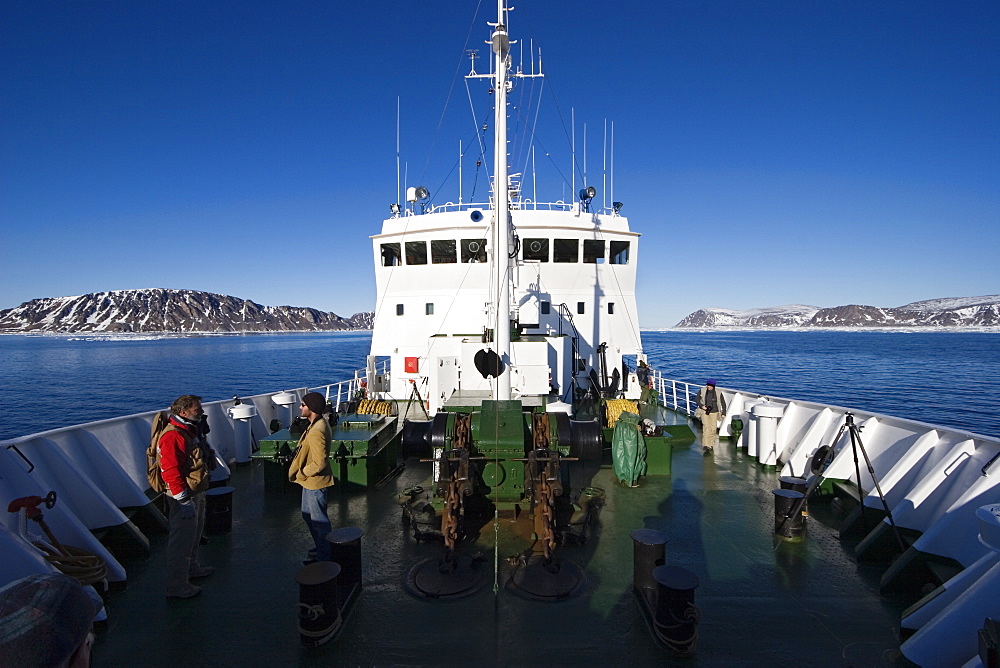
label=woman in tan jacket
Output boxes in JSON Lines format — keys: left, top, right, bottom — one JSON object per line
{"left": 288, "top": 392, "right": 333, "bottom": 563}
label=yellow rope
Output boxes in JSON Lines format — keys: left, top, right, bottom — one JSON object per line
{"left": 356, "top": 399, "right": 393, "bottom": 416}
{"left": 604, "top": 399, "right": 639, "bottom": 428}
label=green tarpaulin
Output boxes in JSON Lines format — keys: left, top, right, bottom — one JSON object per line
{"left": 612, "top": 411, "right": 647, "bottom": 486}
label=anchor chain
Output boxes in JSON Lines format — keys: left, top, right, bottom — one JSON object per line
{"left": 440, "top": 414, "right": 471, "bottom": 565}
{"left": 528, "top": 414, "right": 562, "bottom": 561}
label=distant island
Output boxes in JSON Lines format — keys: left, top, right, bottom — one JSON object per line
{"left": 0, "top": 289, "right": 373, "bottom": 334}
{"left": 675, "top": 295, "right": 1000, "bottom": 328}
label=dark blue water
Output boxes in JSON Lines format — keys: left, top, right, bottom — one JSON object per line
{"left": 643, "top": 330, "right": 999, "bottom": 438}
{"left": 0, "top": 332, "right": 373, "bottom": 440}
{"left": 1, "top": 330, "right": 997, "bottom": 440}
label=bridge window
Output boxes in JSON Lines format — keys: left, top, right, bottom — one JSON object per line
{"left": 396, "top": 304, "right": 404, "bottom": 315}
{"left": 608, "top": 302, "right": 615, "bottom": 314}
{"left": 583, "top": 239, "right": 605, "bottom": 263}
{"left": 610, "top": 241, "right": 630, "bottom": 265}
{"left": 431, "top": 239, "right": 457, "bottom": 264}
{"left": 554, "top": 239, "right": 579, "bottom": 263}
{"left": 577, "top": 302, "right": 585, "bottom": 314}
{"left": 426, "top": 303, "right": 434, "bottom": 315}
{"left": 406, "top": 241, "right": 427, "bottom": 265}
{"left": 380, "top": 243, "right": 401, "bottom": 267}
{"left": 523, "top": 238, "right": 549, "bottom": 262}
{"left": 461, "top": 239, "right": 487, "bottom": 263}
{"left": 540, "top": 301, "right": 550, "bottom": 315}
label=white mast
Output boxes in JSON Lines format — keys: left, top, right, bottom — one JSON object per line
{"left": 467, "top": 1, "right": 542, "bottom": 400}
{"left": 491, "top": 0, "right": 512, "bottom": 400}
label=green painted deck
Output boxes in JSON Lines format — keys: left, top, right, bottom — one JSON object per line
{"left": 94, "top": 412, "right": 904, "bottom": 666}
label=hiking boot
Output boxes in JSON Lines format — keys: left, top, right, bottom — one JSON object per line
{"left": 189, "top": 565, "right": 215, "bottom": 579}
{"left": 166, "top": 584, "right": 202, "bottom": 599}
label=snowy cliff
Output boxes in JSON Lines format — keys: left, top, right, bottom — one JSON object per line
{"left": 676, "top": 295, "right": 1000, "bottom": 328}
{"left": 0, "top": 289, "right": 373, "bottom": 333}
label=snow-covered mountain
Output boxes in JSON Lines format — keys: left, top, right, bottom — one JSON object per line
{"left": 676, "top": 295, "right": 1000, "bottom": 328}
{"left": 676, "top": 305, "right": 820, "bottom": 328}
{"left": 0, "top": 289, "right": 373, "bottom": 333}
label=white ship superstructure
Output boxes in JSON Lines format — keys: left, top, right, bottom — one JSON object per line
{"left": 371, "top": 203, "right": 641, "bottom": 413}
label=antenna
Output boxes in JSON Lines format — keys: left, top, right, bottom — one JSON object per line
{"left": 571, "top": 108, "right": 575, "bottom": 203}
{"left": 459, "top": 140, "right": 463, "bottom": 204}
{"left": 532, "top": 144, "right": 537, "bottom": 208}
{"left": 396, "top": 97, "right": 401, "bottom": 211}
{"left": 603, "top": 119, "right": 607, "bottom": 212}
{"left": 611, "top": 121, "right": 615, "bottom": 209}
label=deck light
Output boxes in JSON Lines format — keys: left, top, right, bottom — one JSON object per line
{"left": 613, "top": 201, "right": 624, "bottom": 214}
{"left": 390, "top": 203, "right": 401, "bottom": 214}
{"left": 579, "top": 186, "right": 596, "bottom": 201}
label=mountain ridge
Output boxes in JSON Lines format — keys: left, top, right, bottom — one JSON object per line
{"left": 675, "top": 295, "right": 1000, "bottom": 328}
{"left": 0, "top": 289, "right": 373, "bottom": 333}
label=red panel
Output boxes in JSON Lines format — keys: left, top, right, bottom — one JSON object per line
{"left": 404, "top": 357, "right": 419, "bottom": 374}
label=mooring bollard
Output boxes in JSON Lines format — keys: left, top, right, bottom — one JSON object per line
{"left": 295, "top": 561, "right": 342, "bottom": 647}
{"left": 779, "top": 476, "right": 809, "bottom": 518}
{"left": 327, "top": 527, "right": 364, "bottom": 591}
{"left": 773, "top": 488, "right": 805, "bottom": 541}
{"left": 652, "top": 565, "right": 700, "bottom": 655}
{"left": 630, "top": 528, "right": 668, "bottom": 595}
{"left": 204, "top": 486, "right": 234, "bottom": 535}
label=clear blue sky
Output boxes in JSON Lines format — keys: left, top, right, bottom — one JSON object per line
{"left": 2, "top": 1, "right": 998, "bottom": 327}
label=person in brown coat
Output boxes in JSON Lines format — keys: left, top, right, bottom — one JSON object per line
{"left": 288, "top": 391, "right": 333, "bottom": 564}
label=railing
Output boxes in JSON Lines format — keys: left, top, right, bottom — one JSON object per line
{"left": 651, "top": 371, "right": 700, "bottom": 416}
{"left": 417, "top": 200, "right": 624, "bottom": 216}
{"left": 311, "top": 360, "right": 390, "bottom": 411}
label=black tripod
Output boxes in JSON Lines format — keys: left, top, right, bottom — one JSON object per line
{"left": 838, "top": 413, "right": 906, "bottom": 552}
{"left": 775, "top": 412, "right": 906, "bottom": 553}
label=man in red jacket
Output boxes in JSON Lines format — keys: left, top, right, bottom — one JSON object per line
{"left": 159, "top": 394, "right": 215, "bottom": 599}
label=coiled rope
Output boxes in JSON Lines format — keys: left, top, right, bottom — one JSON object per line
{"left": 356, "top": 399, "right": 394, "bottom": 416}
{"left": 34, "top": 541, "right": 107, "bottom": 586}
{"left": 604, "top": 399, "right": 639, "bottom": 428}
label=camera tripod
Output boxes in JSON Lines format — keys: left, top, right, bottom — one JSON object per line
{"left": 775, "top": 412, "right": 906, "bottom": 553}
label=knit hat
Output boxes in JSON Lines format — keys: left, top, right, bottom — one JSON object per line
{"left": 706, "top": 378, "right": 717, "bottom": 386}
{"left": 301, "top": 392, "right": 326, "bottom": 415}
{"left": 0, "top": 572, "right": 97, "bottom": 667}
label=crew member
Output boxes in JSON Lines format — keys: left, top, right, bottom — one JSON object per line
{"left": 160, "top": 394, "right": 215, "bottom": 599}
{"left": 289, "top": 392, "right": 334, "bottom": 564}
{"left": 697, "top": 379, "right": 727, "bottom": 455}
{"left": 637, "top": 359, "right": 653, "bottom": 404}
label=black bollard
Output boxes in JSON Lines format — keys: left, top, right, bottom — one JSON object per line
{"left": 295, "top": 561, "right": 342, "bottom": 647}
{"left": 327, "top": 527, "right": 364, "bottom": 591}
{"left": 652, "top": 565, "right": 700, "bottom": 655}
{"left": 204, "top": 486, "right": 234, "bottom": 535}
{"left": 630, "top": 528, "right": 668, "bottom": 595}
{"left": 779, "top": 476, "right": 809, "bottom": 518}
{"left": 773, "top": 489, "right": 805, "bottom": 541}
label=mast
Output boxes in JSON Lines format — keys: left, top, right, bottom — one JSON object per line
{"left": 467, "top": 1, "right": 541, "bottom": 400}
{"left": 491, "top": 0, "right": 512, "bottom": 400}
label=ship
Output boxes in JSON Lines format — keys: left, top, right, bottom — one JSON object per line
{"left": 1, "top": 2, "right": 998, "bottom": 665}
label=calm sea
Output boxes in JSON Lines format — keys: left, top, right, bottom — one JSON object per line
{"left": 0, "top": 330, "right": 997, "bottom": 440}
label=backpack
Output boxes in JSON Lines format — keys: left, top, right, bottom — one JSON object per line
{"left": 147, "top": 411, "right": 175, "bottom": 493}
